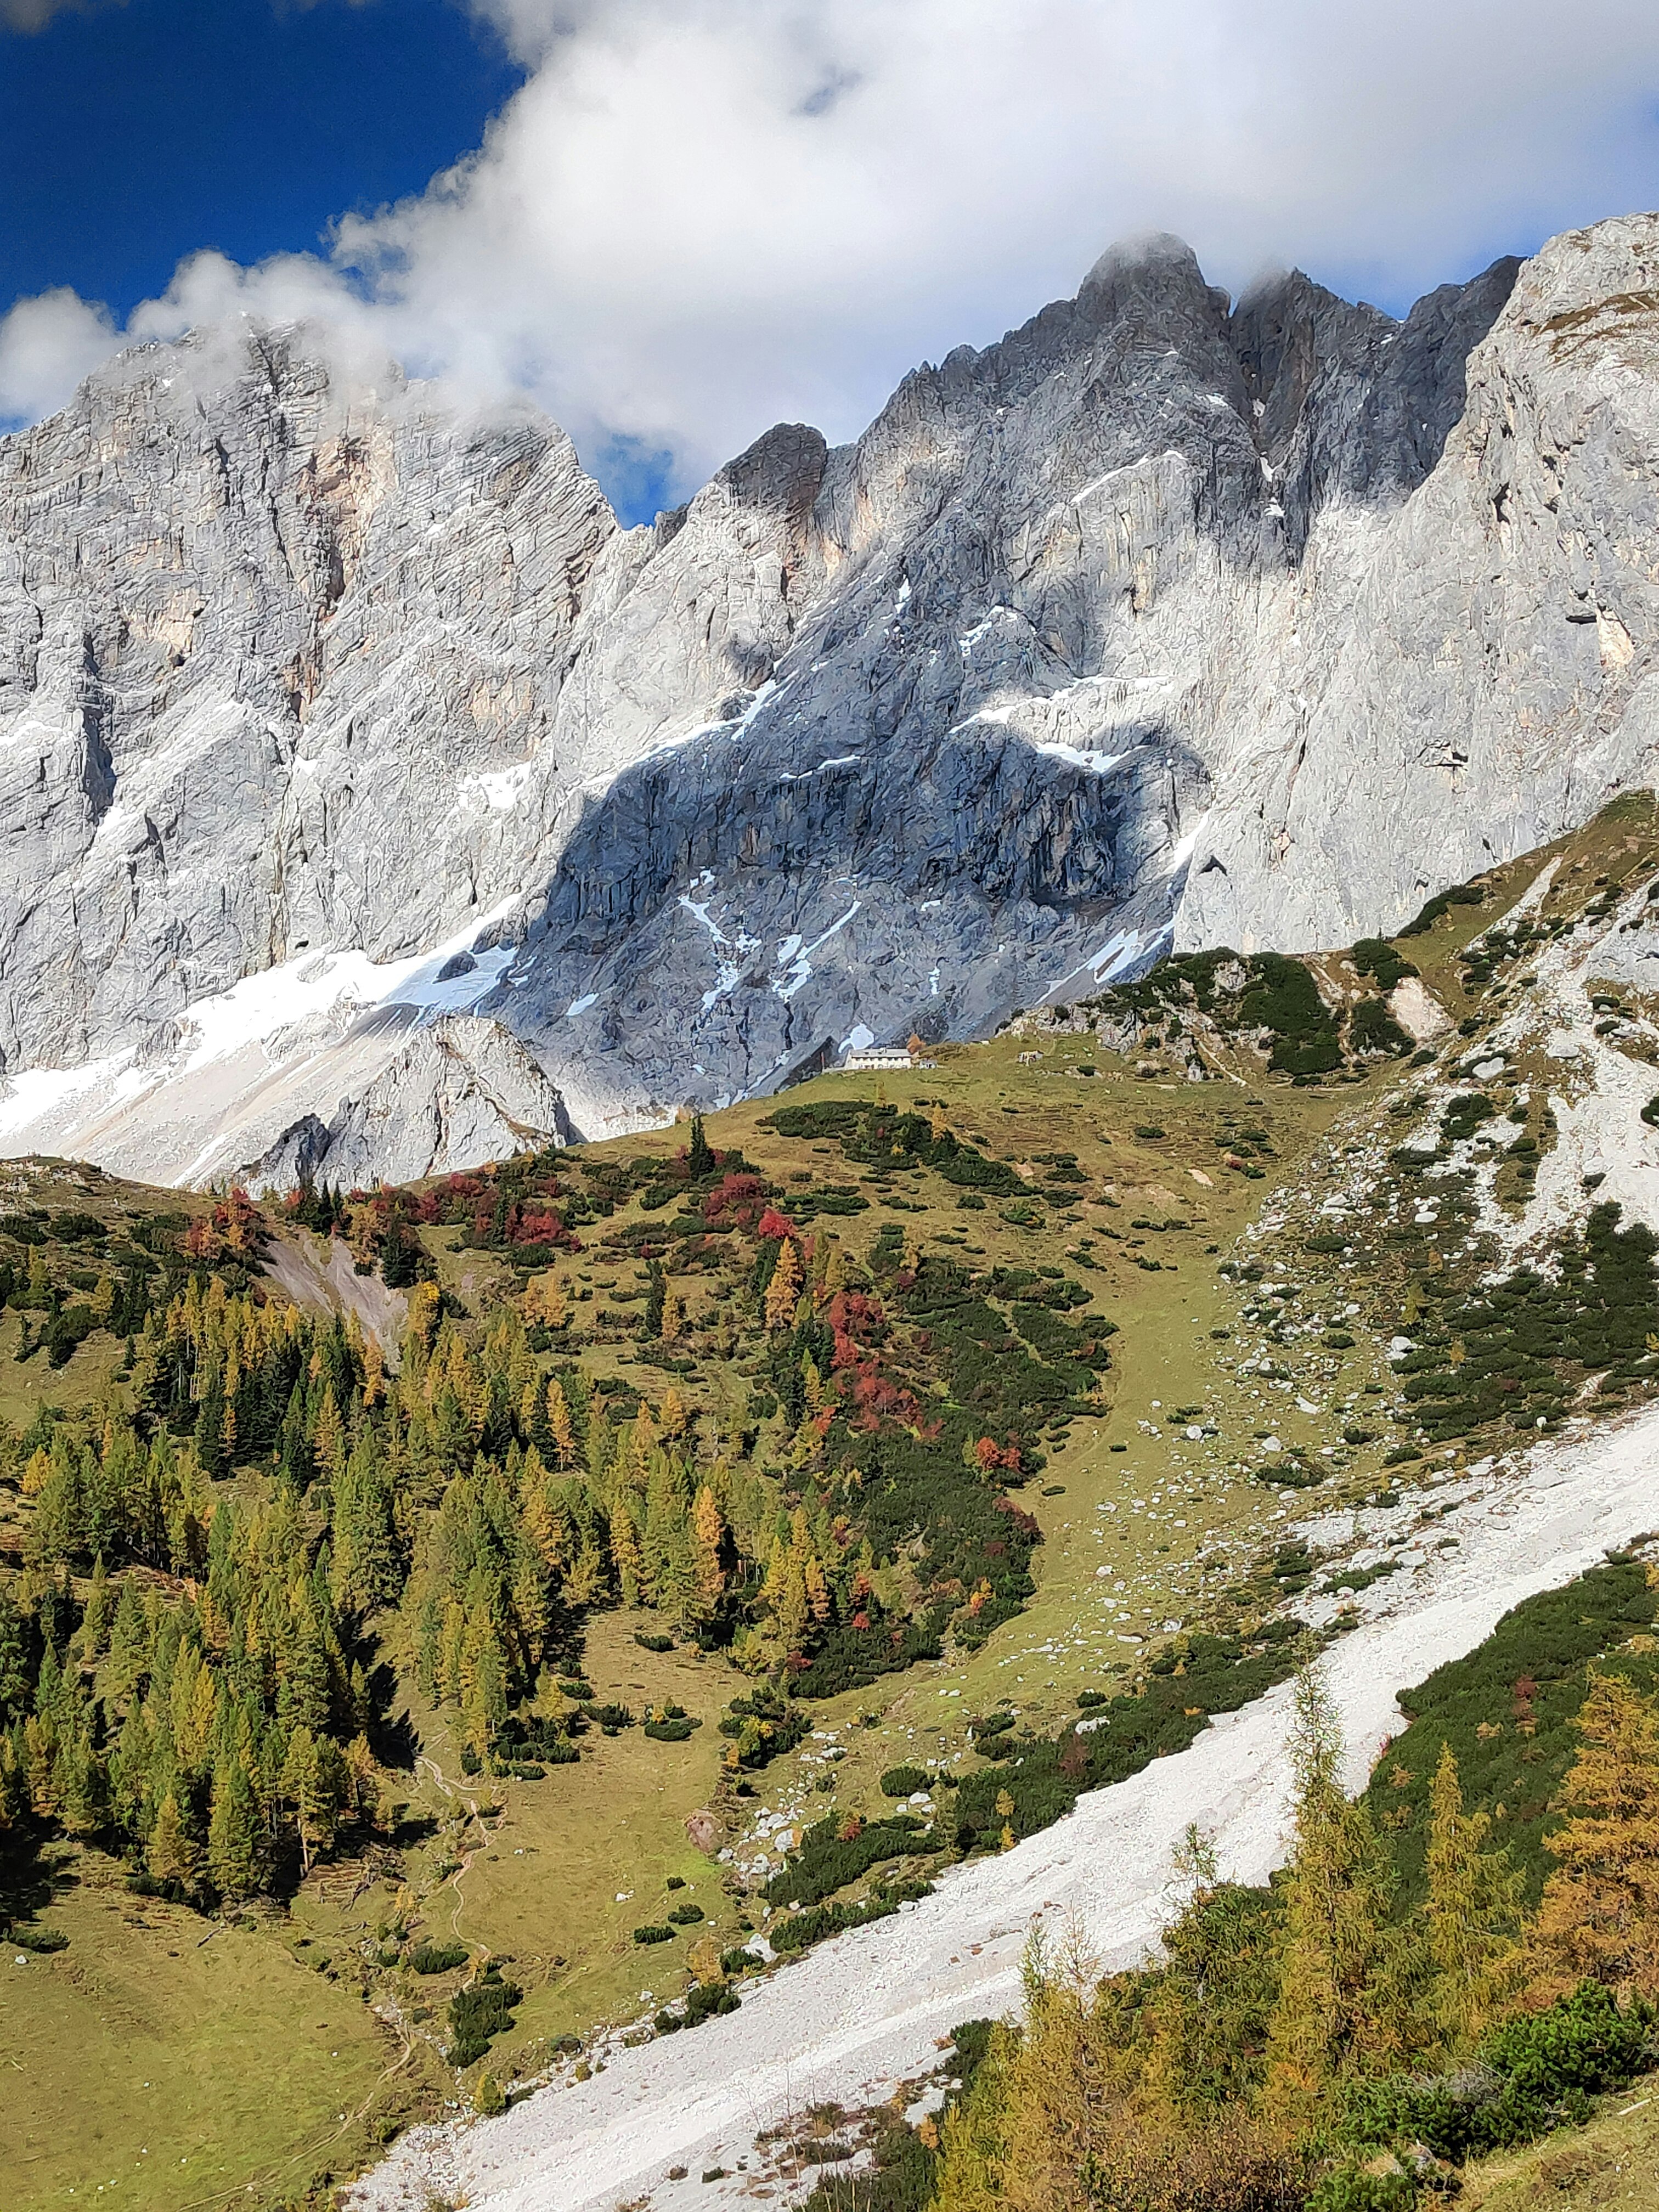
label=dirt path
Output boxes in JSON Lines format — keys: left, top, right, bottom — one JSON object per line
{"left": 348, "top": 1401, "right": 1659, "bottom": 2212}
{"left": 416, "top": 1753, "right": 491, "bottom": 1947}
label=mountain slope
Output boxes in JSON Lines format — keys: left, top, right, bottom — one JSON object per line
{"left": 5, "top": 802, "right": 1659, "bottom": 2208}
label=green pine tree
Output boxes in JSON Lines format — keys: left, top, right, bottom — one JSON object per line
{"left": 77, "top": 1557, "right": 114, "bottom": 1660}
{"left": 206, "top": 1756, "right": 261, "bottom": 1901}
{"left": 280, "top": 1725, "right": 340, "bottom": 1875}
{"left": 148, "top": 1789, "right": 201, "bottom": 1892}
{"left": 687, "top": 1115, "right": 715, "bottom": 1179}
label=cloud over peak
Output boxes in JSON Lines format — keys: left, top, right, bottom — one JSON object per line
{"left": 7, "top": 0, "right": 1659, "bottom": 505}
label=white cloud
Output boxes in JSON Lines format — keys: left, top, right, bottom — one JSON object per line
{"left": 0, "top": 286, "right": 117, "bottom": 420}
{"left": 0, "top": 0, "right": 84, "bottom": 27}
{"left": 8, "top": 0, "right": 1659, "bottom": 496}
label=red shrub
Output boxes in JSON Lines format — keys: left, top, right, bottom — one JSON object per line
{"left": 826, "top": 1291, "right": 884, "bottom": 1343}
{"left": 702, "top": 1172, "right": 769, "bottom": 1231}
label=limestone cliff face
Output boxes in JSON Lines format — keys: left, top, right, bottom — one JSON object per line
{"left": 6, "top": 217, "right": 1659, "bottom": 1174}
{"left": 492, "top": 231, "right": 1527, "bottom": 1126}
{"left": 0, "top": 325, "right": 612, "bottom": 1074}
{"left": 1177, "top": 217, "right": 1659, "bottom": 952}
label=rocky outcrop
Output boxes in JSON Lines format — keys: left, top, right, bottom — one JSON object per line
{"left": 8, "top": 216, "right": 1659, "bottom": 1174}
{"left": 0, "top": 988, "right": 569, "bottom": 1191}
{"left": 489, "top": 231, "right": 1530, "bottom": 1121}
{"left": 0, "top": 324, "right": 614, "bottom": 1076}
{"left": 238, "top": 1013, "right": 571, "bottom": 1192}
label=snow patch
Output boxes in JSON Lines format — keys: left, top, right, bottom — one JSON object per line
{"left": 769, "top": 902, "right": 861, "bottom": 1001}
{"left": 462, "top": 762, "right": 535, "bottom": 812}
{"left": 1031, "top": 742, "right": 1123, "bottom": 776}
{"left": 679, "top": 894, "right": 762, "bottom": 1014}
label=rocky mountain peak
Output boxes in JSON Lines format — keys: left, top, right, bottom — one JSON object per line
{"left": 2, "top": 216, "right": 1657, "bottom": 1185}
{"left": 1076, "top": 227, "right": 1233, "bottom": 339}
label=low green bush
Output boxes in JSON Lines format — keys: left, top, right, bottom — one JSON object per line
{"left": 7, "top": 1923, "right": 68, "bottom": 1954}
{"left": 1344, "top": 1984, "right": 1652, "bottom": 2163}
{"left": 447, "top": 1965, "right": 522, "bottom": 2068}
{"left": 764, "top": 1813, "right": 939, "bottom": 1907}
{"left": 409, "top": 1940, "right": 470, "bottom": 1974}
{"left": 1349, "top": 938, "right": 1419, "bottom": 993}
{"left": 879, "top": 1764, "right": 930, "bottom": 1797}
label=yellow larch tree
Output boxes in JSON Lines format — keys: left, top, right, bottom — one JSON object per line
{"left": 545, "top": 1377, "right": 577, "bottom": 1465}
{"left": 1530, "top": 1669, "right": 1659, "bottom": 2003}
{"left": 764, "top": 1238, "right": 803, "bottom": 1331}
{"left": 691, "top": 1485, "right": 726, "bottom": 1600}
{"left": 1423, "top": 1742, "right": 1527, "bottom": 2053}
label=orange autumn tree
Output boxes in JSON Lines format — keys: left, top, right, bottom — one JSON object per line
{"left": 1530, "top": 1668, "right": 1659, "bottom": 2002}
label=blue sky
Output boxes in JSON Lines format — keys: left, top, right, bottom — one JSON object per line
{"left": 4, "top": 2, "right": 1659, "bottom": 518}
{"left": 0, "top": 0, "right": 521, "bottom": 320}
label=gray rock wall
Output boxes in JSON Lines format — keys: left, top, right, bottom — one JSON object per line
{"left": 7, "top": 216, "right": 1659, "bottom": 1175}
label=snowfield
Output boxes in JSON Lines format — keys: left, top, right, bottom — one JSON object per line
{"left": 352, "top": 1403, "right": 1659, "bottom": 2212}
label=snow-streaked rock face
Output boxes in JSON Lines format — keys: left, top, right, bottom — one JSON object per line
{"left": 483, "top": 233, "right": 1528, "bottom": 1120}
{"left": 0, "top": 940, "right": 570, "bottom": 1190}
{"left": 6, "top": 217, "right": 1659, "bottom": 1173}
{"left": 0, "top": 325, "right": 613, "bottom": 1077}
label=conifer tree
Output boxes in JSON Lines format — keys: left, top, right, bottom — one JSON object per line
{"left": 932, "top": 2028, "right": 1011, "bottom": 2212}
{"left": 1138, "top": 1824, "right": 1282, "bottom": 2120}
{"left": 1530, "top": 1669, "right": 1659, "bottom": 2002}
{"left": 691, "top": 1486, "right": 726, "bottom": 1601}
{"left": 804, "top": 1555, "right": 832, "bottom": 1624}
{"left": 1263, "top": 1668, "right": 1402, "bottom": 2125}
{"left": 1423, "top": 1742, "right": 1526, "bottom": 2052}
{"left": 77, "top": 1556, "right": 113, "bottom": 1660}
{"left": 687, "top": 1114, "right": 715, "bottom": 1179}
{"left": 101, "top": 1578, "right": 149, "bottom": 1707}
{"left": 57, "top": 1730, "right": 109, "bottom": 1836}
{"left": 545, "top": 1378, "right": 577, "bottom": 1465}
{"left": 0, "top": 1582, "right": 31, "bottom": 1719}
{"left": 966, "top": 1930, "right": 1111, "bottom": 2212}
{"left": 461, "top": 1621, "right": 507, "bottom": 1753}
{"left": 281, "top": 1725, "right": 340, "bottom": 1874}
{"left": 764, "top": 1240, "right": 802, "bottom": 1332}
{"left": 207, "top": 1755, "right": 261, "bottom": 1901}
{"left": 520, "top": 1472, "right": 564, "bottom": 1575}
{"left": 148, "top": 1789, "right": 200, "bottom": 1892}
{"left": 610, "top": 1499, "right": 644, "bottom": 1605}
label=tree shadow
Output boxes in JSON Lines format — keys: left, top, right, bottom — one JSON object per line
{"left": 0, "top": 1826, "right": 76, "bottom": 1929}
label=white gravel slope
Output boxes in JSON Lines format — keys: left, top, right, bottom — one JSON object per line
{"left": 352, "top": 1408, "right": 1659, "bottom": 2212}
